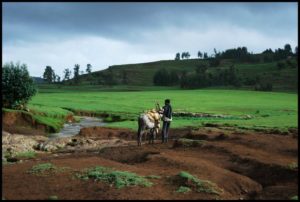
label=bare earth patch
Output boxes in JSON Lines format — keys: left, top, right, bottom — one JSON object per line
{"left": 2, "top": 127, "right": 298, "bottom": 200}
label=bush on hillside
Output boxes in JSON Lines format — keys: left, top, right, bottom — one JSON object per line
{"left": 277, "top": 61, "right": 286, "bottom": 70}
{"left": 2, "top": 62, "right": 37, "bottom": 109}
{"left": 254, "top": 82, "right": 273, "bottom": 91}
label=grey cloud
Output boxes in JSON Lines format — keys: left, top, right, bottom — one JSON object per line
{"left": 3, "top": 2, "right": 297, "bottom": 45}
{"left": 3, "top": 2, "right": 298, "bottom": 77}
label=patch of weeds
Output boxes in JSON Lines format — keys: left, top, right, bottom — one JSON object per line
{"left": 48, "top": 195, "right": 58, "bottom": 200}
{"left": 173, "top": 138, "right": 207, "bottom": 148}
{"left": 145, "top": 175, "right": 161, "bottom": 179}
{"left": 28, "top": 163, "right": 70, "bottom": 176}
{"left": 175, "top": 171, "right": 223, "bottom": 195}
{"left": 287, "top": 162, "right": 298, "bottom": 170}
{"left": 290, "top": 195, "right": 298, "bottom": 200}
{"left": 176, "top": 186, "right": 191, "bottom": 193}
{"left": 15, "top": 151, "right": 37, "bottom": 159}
{"left": 76, "top": 166, "right": 153, "bottom": 189}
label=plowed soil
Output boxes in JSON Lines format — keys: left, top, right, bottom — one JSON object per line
{"left": 2, "top": 127, "right": 298, "bottom": 200}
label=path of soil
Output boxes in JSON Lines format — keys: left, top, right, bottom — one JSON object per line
{"left": 2, "top": 127, "right": 298, "bottom": 200}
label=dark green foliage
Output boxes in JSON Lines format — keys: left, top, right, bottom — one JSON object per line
{"left": 153, "top": 68, "right": 179, "bottom": 86}
{"left": 43, "top": 66, "right": 55, "bottom": 83}
{"left": 63, "top": 68, "right": 72, "bottom": 82}
{"left": 255, "top": 82, "right": 273, "bottom": 91}
{"left": 122, "top": 70, "right": 128, "bottom": 84}
{"left": 277, "top": 61, "right": 286, "bottom": 70}
{"left": 197, "top": 51, "right": 203, "bottom": 59}
{"left": 86, "top": 64, "right": 92, "bottom": 74}
{"left": 181, "top": 52, "right": 191, "bottom": 59}
{"left": 2, "top": 62, "right": 37, "bottom": 109}
{"left": 180, "top": 64, "right": 241, "bottom": 89}
{"left": 209, "top": 58, "right": 221, "bottom": 67}
{"left": 175, "top": 53, "right": 181, "bottom": 60}
{"left": 73, "top": 64, "right": 80, "bottom": 84}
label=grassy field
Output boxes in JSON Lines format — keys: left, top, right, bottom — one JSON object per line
{"left": 27, "top": 88, "right": 298, "bottom": 131}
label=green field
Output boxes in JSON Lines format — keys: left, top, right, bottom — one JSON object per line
{"left": 27, "top": 88, "right": 298, "bottom": 131}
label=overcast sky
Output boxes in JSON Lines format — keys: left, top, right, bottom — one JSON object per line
{"left": 3, "top": 2, "right": 298, "bottom": 78}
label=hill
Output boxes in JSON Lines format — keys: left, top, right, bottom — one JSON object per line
{"left": 66, "top": 56, "right": 298, "bottom": 92}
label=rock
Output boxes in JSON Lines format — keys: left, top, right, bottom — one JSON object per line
{"left": 38, "top": 137, "right": 73, "bottom": 151}
{"left": 2, "top": 131, "right": 39, "bottom": 156}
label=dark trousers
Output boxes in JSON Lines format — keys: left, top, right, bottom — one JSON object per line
{"left": 162, "top": 121, "right": 171, "bottom": 143}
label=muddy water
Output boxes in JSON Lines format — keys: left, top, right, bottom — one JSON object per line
{"left": 49, "top": 116, "right": 105, "bottom": 138}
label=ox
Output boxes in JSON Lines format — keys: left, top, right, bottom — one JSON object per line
{"left": 137, "top": 110, "right": 161, "bottom": 146}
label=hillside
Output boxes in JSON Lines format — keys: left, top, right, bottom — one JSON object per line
{"left": 68, "top": 57, "right": 298, "bottom": 92}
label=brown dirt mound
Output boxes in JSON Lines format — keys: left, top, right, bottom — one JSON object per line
{"left": 2, "top": 111, "right": 47, "bottom": 135}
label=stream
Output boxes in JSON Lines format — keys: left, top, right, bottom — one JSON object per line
{"left": 48, "top": 116, "right": 106, "bottom": 138}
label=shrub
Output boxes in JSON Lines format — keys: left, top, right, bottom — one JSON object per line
{"left": 254, "top": 82, "right": 273, "bottom": 91}
{"left": 277, "top": 61, "right": 286, "bottom": 70}
{"left": 2, "top": 62, "right": 37, "bottom": 109}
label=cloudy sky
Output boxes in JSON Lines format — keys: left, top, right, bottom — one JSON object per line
{"left": 3, "top": 2, "right": 298, "bottom": 78}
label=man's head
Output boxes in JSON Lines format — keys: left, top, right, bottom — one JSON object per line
{"left": 165, "top": 99, "right": 170, "bottom": 105}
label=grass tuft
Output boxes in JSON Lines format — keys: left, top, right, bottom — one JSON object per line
{"left": 290, "top": 195, "right": 298, "bottom": 200}
{"left": 76, "top": 166, "right": 153, "bottom": 189}
{"left": 28, "top": 163, "right": 70, "bottom": 175}
{"left": 15, "top": 151, "right": 37, "bottom": 159}
{"left": 287, "top": 162, "right": 298, "bottom": 170}
{"left": 176, "top": 186, "right": 191, "bottom": 193}
{"left": 145, "top": 175, "right": 161, "bottom": 179}
{"left": 177, "top": 171, "right": 223, "bottom": 195}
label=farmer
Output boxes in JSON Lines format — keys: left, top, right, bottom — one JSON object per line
{"left": 156, "top": 99, "right": 172, "bottom": 143}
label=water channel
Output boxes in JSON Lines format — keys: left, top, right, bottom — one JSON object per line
{"left": 49, "top": 116, "right": 106, "bottom": 138}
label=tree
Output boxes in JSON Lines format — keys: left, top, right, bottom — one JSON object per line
{"left": 55, "top": 75, "right": 61, "bottom": 83}
{"left": 86, "top": 64, "right": 92, "bottom": 74}
{"left": 284, "top": 44, "right": 292, "bottom": 55}
{"left": 43, "top": 66, "right": 55, "bottom": 83}
{"left": 73, "top": 64, "right": 80, "bottom": 84}
{"left": 175, "top": 53, "right": 181, "bottom": 60}
{"left": 203, "top": 52, "right": 208, "bottom": 59}
{"left": 2, "top": 62, "right": 37, "bottom": 109}
{"left": 197, "top": 51, "right": 202, "bottom": 59}
{"left": 181, "top": 52, "right": 186, "bottom": 59}
{"left": 63, "top": 68, "right": 72, "bottom": 81}
{"left": 153, "top": 68, "right": 171, "bottom": 86}
{"left": 186, "top": 52, "right": 190, "bottom": 59}
{"left": 169, "top": 70, "right": 179, "bottom": 85}
{"left": 122, "top": 70, "right": 128, "bottom": 84}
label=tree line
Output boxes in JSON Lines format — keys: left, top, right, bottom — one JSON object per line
{"left": 174, "top": 44, "right": 297, "bottom": 63}
{"left": 42, "top": 63, "right": 92, "bottom": 84}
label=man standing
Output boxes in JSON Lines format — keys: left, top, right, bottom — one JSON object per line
{"left": 157, "top": 99, "right": 172, "bottom": 143}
